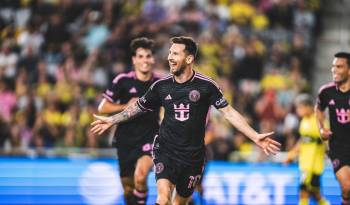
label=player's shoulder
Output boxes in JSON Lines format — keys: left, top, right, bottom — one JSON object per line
{"left": 318, "top": 82, "right": 337, "bottom": 94}
{"left": 193, "top": 72, "right": 220, "bottom": 88}
{"left": 152, "top": 71, "right": 165, "bottom": 81}
{"left": 111, "top": 71, "right": 136, "bottom": 84}
{"left": 150, "top": 74, "right": 173, "bottom": 89}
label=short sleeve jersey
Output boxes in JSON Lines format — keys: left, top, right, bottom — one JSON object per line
{"left": 317, "top": 82, "right": 350, "bottom": 154}
{"left": 137, "top": 71, "right": 229, "bottom": 164}
{"left": 103, "top": 71, "right": 160, "bottom": 148}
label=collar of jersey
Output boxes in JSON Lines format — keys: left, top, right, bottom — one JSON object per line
{"left": 172, "top": 70, "right": 196, "bottom": 85}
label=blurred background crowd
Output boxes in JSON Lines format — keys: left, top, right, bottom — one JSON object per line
{"left": 0, "top": 0, "right": 324, "bottom": 161}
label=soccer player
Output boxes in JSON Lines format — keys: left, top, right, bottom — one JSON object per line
{"left": 315, "top": 52, "right": 350, "bottom": 205}
{"left": 284, "top": 94, "right": 329, "bottom": 205}
{"left": 91, "top": 36, "right": 281, "bottom": 205}
{"left": 97, "top": 37, "right": 160, "bottom": 205}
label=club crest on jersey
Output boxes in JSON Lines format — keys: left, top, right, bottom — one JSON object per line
{"left": 189, "top": 90, "right": 200, "bottom": 102}
{"left": 332, "top": 159, "right": 340, "bottom": 170}
{"left": 174, "top": 103, "right": 190, "bottom": 121}
{"left": 155, "top": 162, "right": 164, "bottom": 174}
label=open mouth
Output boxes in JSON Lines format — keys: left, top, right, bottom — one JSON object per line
{"left": 169, "top": 61, "right": 177, "bottom": 67}
{"left": 141, "top": 63, "right": 148, "bottom": 68}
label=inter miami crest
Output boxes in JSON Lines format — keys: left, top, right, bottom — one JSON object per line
{"left": 155, "top": 162, "right": 164, "bottom": 174}
{"left": 189, "top": 90, "right": 200, "bottom": 102}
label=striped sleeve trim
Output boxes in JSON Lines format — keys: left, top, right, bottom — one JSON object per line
{"left": 318, "top": 82, "right": 336, "bottom": 94}
{"left": 112, "top": 71, "right": 135, "bottom": 84}
{"left": 102, "top": 93, "right": 114, "bottom": 103}
{"left": 194, "top": 73, "right": 221, "bottom": 90}
{"left": 136, "top": 100, "right": 153, "bottom": 112}
{"left": 149, "top": 74, "right": 173, "bottom": 90}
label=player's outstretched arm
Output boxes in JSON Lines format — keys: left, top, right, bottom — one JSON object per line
{"left": 90, "top": 102, "right": 144, "bottom": 135}
{"left": 283, "top": 141, "right": 300, "bottom": 165}
{"left": 218, "top": 105, "right": 281, "bottom": 155}
{"left": 98, "top": 98, "right": 139, "bottom": 114}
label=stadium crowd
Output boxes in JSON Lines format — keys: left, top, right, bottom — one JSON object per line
{"left": 0, "top": 0, "right": 323, "bottom": 161}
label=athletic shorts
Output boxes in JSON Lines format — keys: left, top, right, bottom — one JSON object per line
{"left": 328, "top": 151, "right": 350, "bottom": 173}
{"left": 152, "top": 136, "right": 205, "bottom": 198}
{"left": 117, "top": 142, "right": 153, "bottom": 177}
{"left": 300, "top": 172, "right": 320, "bottom": 190}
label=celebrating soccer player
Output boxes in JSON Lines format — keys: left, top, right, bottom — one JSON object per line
{"left": 316, "top": 52, "right": 350, "bottom": 205}
{"left": 91, "top": 36, "right": 281, "bottom": 205}
{"left": 97, "top": 37, "right": 160, "bottom": 205}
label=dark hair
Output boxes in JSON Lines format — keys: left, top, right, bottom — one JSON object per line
{"left": 130, "top": 37, "right": 155, "bottom": 56}
{"left": 170, "top": 36, "right": 198, "bottom": 58}
{"left": 294, "top": 93, "right": 314, "bottom": 107}
{"left": 334, "top": 52, "right": 350, "bottom": 67}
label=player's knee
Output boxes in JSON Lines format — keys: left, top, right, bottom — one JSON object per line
{"left": 156, "top": 187, "right": 172, "bottom": 205}
{"left": 156, "top": 195, "right": 171, "bottom": 205}
{"left": 342, "top": 183, "right": 350, "bottom": 197}
{"left": 173, "top": 199, "right": 189, "bottom": 205}
{"left": 134, "top": 170, "right": 148, "bottom": 187}
{"left": 124, "top": 187, "right": 133, "bottom": 196}
{"left": 300, "top": 189, "right": 309, "bottom": 198}
{"left": 122, "top": 183, "right": 134, "bottom": 196}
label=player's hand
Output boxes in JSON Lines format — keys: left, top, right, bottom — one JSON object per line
{"left": 320, "top": 128, "right": 332, "bottom": 141}
{"left": 254, "top": 132, "right": 281, "bottom": 155}
{"left": 283, "top": 153, "right": 294, "bottom": 165}
{"left": 90, "top": 114, "right": 115, "bottom": 135}
{"left": 283, "top": 158, "right": 292, "bottom": 165}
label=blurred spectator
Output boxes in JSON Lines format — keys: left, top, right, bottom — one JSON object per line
{"left": 0, "top": 0, "right": 322, "bottom": 159}
{"left": 267, "top": 0, "right": 294, "bottom": 29}
{"left": 142, "top": 0, "right": 166, "bottom": 23}
{"left": 0, "top": 40, "right": 18, "bottom": 79}
{"left": 228, "top": 0, "right": 256, "bottom": 26}
{"left": 82, "top": 11, "right": 109, "bottom": 53}
{"left": 0, "top": 78, "right": 16, "bottom": 122}
{"left": 17, "top": 19, "right": 43, "bottom": 56}
{"left": 43, "top": 13, "right": 70, "bottom": 51}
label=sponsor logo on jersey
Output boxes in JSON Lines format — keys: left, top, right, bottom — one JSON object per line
{"left": 165, "top": 94, "right": 172, "bottom": 100}
{"left": 174, "top": 103, "right": 190, "bottom": 121}
{"left": 129, "top": 87, "right": 137, "bottom": 93}
{"left": 142, "top": 143, "right": 152, "bottom": 152}
{"left": 215, "top": 97, "right": 226, "bottom": 107}
{"left": 336, "top": 108, "right": 350, "bottom": 124}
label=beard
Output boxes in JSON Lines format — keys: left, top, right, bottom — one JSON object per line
{"left": 334, "top": 76, "right": 349, "bottom": 86}
{"left": 171, "top": 63, "right": 186, "bottom": 76}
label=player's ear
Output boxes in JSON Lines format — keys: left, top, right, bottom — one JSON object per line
{"left": 132, "top": 56, "right": 136, "bottom": 65}
{"left": 186, "top": 55, "right": 194, "bottom": 64}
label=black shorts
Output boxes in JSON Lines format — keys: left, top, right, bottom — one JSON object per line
{"left": 328, "top": 151, "right": 350, "bottom": 173}
{"left": 117, "top": 142, "right": 153, "bottom": 177}
{"left": 300, "top": 172, "right": 320, "bottom": 191}
{"left": 152, "top": 137, "right": 205, "bottom": 198}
